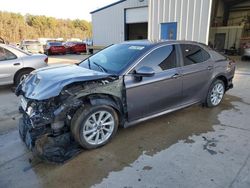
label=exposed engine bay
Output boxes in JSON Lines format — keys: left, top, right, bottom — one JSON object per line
{"left": 16, "top": 71, "right": 124, "bottom": 163}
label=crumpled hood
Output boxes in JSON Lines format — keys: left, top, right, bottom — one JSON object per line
{"left": 21, "top": 64, "right": 110, "bottom": 100}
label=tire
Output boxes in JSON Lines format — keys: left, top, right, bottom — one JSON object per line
{"left": 45, "top": 50, "right": 50, "bottom": 56}
{"left": 206, "top": 80, "right": 225, "bottom": 108}
{"left": 71, "top": 105, "right": 119, "bottom": 149}
{"left": 14, "top": 69, "right": 33, "bottom": 86}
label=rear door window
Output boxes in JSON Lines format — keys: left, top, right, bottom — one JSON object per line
{"left": 0, "top": 47, "right": 17, "bottom": 61}
{"left": 180, "top": 44, "right": 210, "bottom": 66}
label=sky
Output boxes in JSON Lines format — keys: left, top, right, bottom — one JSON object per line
{"left": 0, "top": 0, "right": 118, "bottom": 21}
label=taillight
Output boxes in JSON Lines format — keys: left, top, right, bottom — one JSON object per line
{"left": 227, "top": 60, "right": 235, "bottom": 71}
{"left": 44, "top": 57, "right": 48, "bottom": 64}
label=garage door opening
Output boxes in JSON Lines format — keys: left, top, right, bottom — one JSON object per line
{"left": 209, "top": 0, "right": 250, "bottom": 55}
{"left": 125, "top": 7, "right": 148, "bottom": 41}
{"left": 125, "top": 22, "right": 148, "bottom": 40}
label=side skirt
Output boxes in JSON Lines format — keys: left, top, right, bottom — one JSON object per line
{"left": 124, "top": 101, "right": 199, "bottom": 128}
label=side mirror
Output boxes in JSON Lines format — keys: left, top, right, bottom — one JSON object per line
{"left": 134, "top": 66, "right": 155, "bottom": 77}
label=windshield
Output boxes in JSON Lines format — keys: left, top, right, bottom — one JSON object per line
{"left": 25, "top": 45, "right": 43, "bottom": 51}
{"left": 79, "top": 44, "right": 147, "bottom": 74}
{"left": 49, "top": 42, "right": 62, "bottom": 46}
{"left": 23, "top": 41, "right": 40, "bottom": 45}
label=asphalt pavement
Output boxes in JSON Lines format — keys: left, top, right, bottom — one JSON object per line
{"left": 0, "top": 55, "right": 249, "bottom": 188}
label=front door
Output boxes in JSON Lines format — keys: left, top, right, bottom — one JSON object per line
{"left": 124, "top": 45, "right": 182, "bottom": 122}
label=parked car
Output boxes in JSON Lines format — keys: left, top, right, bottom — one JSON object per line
{"left": 64, "top": 42, "right": 87, "bottom": 54}
{"left": 20, "top": 40, "right": 44, "bottom": 54}
{"left": 44, "top": 42, "right": 66, "bottom": 55}
{"left": 16, "top": 40, "right": 235, "bottom": 159}
{"left": 241, "top": 42, "right": 250, "bottom": 61}
{"left": 83, "top": 38, "right": 93, "bottom": 46}
{"left": 0, "top": 43, "right": 48, "bottom": 86}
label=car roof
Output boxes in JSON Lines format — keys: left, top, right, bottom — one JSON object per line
{"left": 121, "top": 40, "right": 207, "bottom": 48}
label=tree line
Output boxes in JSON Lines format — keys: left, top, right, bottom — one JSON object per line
{"left": 0, "top": 11, "right": 92, "bottom": 43}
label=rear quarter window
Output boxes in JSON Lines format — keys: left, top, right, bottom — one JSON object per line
{"left": 209, "top": 50, "right": 227, "bottom": 62}
{"left": 0, "top": 47, "right": 17, "bottom": 61}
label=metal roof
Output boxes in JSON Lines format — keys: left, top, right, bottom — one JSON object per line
{"left": 90, "top": 0, "right": 250, "bottom": 14}
{"left": 90, "top": 0, "right": 126, "bottom": 14}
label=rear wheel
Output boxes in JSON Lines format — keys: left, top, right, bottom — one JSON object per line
{"left": 206, "top": 80, "right": 225, "bottom": 107}
{"left": 15, "top": 69, "right": 33, "bottom": 86}
{"left": 71, "top": 105, "right": 119, "bottom": 149}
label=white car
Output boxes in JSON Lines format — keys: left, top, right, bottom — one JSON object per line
{"left": 0, "top": 43, "right": 48, "bottom": 86}
{"left": 20, "top": 40, "right": 44, "bottom": 54}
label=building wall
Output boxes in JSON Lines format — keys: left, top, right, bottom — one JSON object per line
{"left": 210, "top": 0, "right": 225, "bottom": 27}
{"left": 148, "top": 0, "right": 213, "bottom": 44}
{"left": 228, "top": 1, "right": 250, "bottom": 26}
{"left": 209, "top": 26, "right": 244, "bottom": 49}
{"left": 91, "top": 0, "right": 148, "bottom": 46}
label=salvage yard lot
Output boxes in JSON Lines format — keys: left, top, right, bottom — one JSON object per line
{"left": 0, "top": 55, "right": 250, "bottom": 188}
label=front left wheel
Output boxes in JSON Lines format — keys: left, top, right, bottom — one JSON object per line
{"left": 71, "top": 105, "right": 119, "bottom": 149}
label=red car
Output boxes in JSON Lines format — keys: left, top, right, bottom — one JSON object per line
{"left": 44, "top": 42, "right": 66, "bottom": 55}
{"left": 64, "top": 42, "right": 86, "bottom": 54}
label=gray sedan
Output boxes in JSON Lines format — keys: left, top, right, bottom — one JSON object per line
{"left": 0, "top": 43, "right": 48, "bottom": 86}
{"left": 16, "top": 40, "right": 235, "bottom": 160}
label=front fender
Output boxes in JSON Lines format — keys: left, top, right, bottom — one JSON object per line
{"left": 88, "top": 95, "right": 123, "bottom": 114}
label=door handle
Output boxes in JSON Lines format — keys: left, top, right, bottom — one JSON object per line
{"left": 171, "top": 73, "right": 180, "bottom": 79}
{"left": 207, "top": 66, "right": 213, "bottom": 70}
{"left": 13, "top": 63, "right": 20, "bottom": 66}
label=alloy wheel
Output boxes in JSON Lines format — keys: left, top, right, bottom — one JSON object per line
{"left": 82, "top": 110, "right": 115, "bottom": 145}
{"left": 210, "top": 82, "right": 225, "bottom": 106}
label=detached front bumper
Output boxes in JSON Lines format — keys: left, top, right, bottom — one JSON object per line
{"left": 17, "top": 94, "right": 83, "bottom": 162}
{"left": 18, "top": 110, "right": 81, "bottom": 163}
{"left": 18, "top": 114, "right": 51, "bottom": 150}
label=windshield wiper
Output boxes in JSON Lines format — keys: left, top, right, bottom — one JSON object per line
{"left": 91, "top": 61, "right": 107, "bottom": 73}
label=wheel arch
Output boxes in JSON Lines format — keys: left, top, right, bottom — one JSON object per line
{"left": 81, "top": 93, "right": 125, "bottom": 126}
{"left": 14, "top": 67, "right": 35, "bottom": 83}
{"left": 213, "top": 74, "right": 228, "bottom": 90}
{"left": 202, "top": 74, "right": 228, "bottom": 104}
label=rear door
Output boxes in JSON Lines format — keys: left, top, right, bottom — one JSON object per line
{"left": 179, "top": 44, "right": 213, "bottom": 104}
{"left": 124, "top": 45, "right": 182, "bottom": 121}
{"left": 0, "top": 46, "right": 21, "bottom": 85}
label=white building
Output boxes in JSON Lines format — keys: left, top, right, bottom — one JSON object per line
{"left": 148, "top": 0, "right": 212, "bottom": 44}
{"left": 91, "top": 0, "right": 148, "bottom": 46}
{"left": 91, "top": 0, "right": 250, "bottom": 50}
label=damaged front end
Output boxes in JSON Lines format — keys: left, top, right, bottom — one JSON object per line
{"left": 18, "top": 89, "right": 83, "bottom": 162}
{"left": 15, "top": 65, "right": 124, "bottom": 162}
